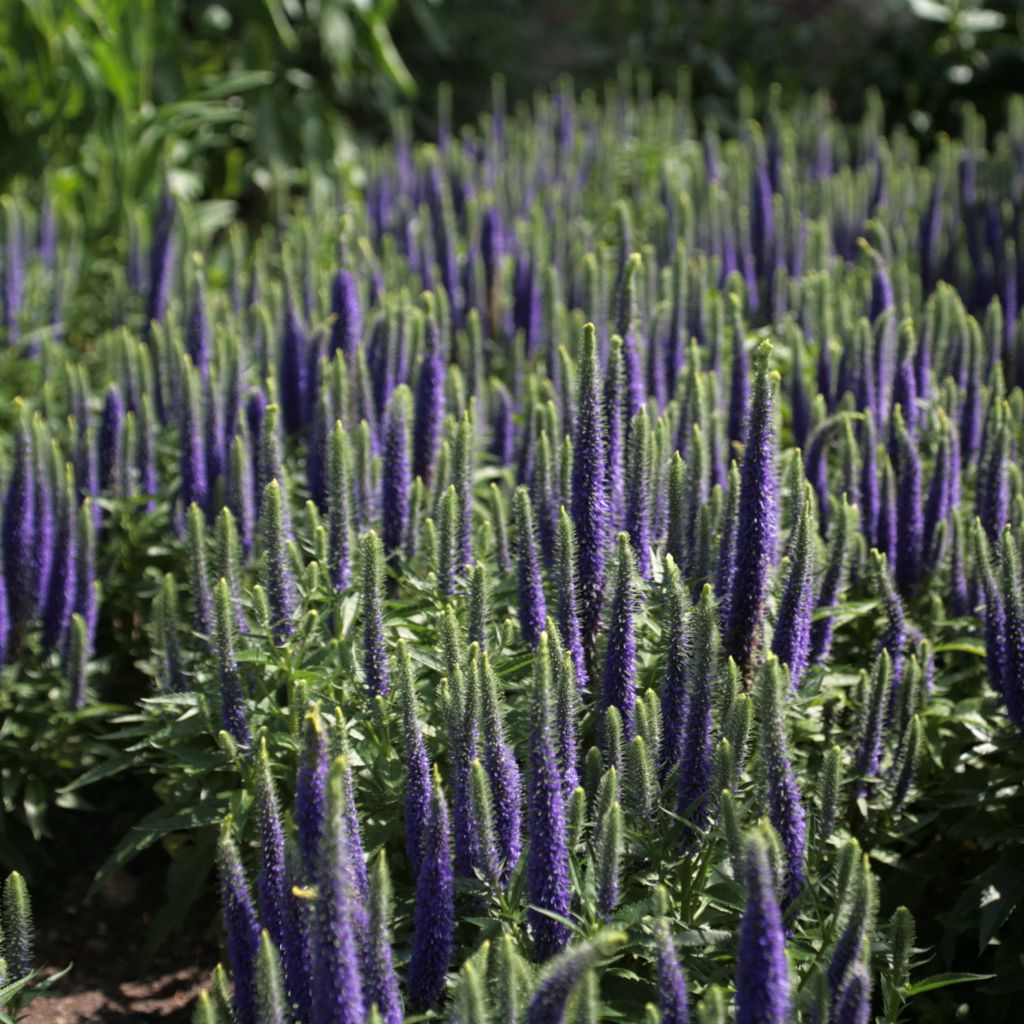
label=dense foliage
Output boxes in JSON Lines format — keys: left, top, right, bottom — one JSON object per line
{"left": 4, "top": 73, "right": 1024, "bottom": 1021}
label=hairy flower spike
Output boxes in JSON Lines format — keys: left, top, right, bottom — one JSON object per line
{"left": 363, "top": 852, "right": 402, "bottom": 1024}
{"left": 296, "top": 709, "right": 329, "bottom": 878}
{"left": 602, "top": 533, "right": 640, "bottom": 740}
{"left": 725, "top": 341, "right": 778, "bottom": 674}
{"left": 312, "top": 760, "right": 367, "bottom": 1024}
{"left": 771, "top": 492, "right": 816, "bottom": 683}
{"left": 407, "top": 768, "right": 455, "bottom": 1009}
{"left": 481, "top": 650, "right": 523, "bottom": 878}
{"left": 218, "top": 828, "right": 261, "bottom": 1024}
{"left": 380, "top": 386, "right": 412, "bottom": 556}
{"left": 513, "top": 486, "right": 548, "bottom": 646}
{"left": 571, "top": 324, "right": 610, "bottom": 645}
{"left": 735, "top": 832, "right": 790, "bottom": 1024}
{"left": 757, "top": 657, "right": 807, "bottom": 907}
{"left": 413, "top": 294, "right": 446, "bottom": 483}
{"left": 525, "top": 932, "right": 626, "bottom": 1024}
{"left": 360, "top": 531, "right": 390, "bottom": 696}
{"left": 1, "top": 871, "right": 32, "bottom": 982}
{"left": 258, "top": 481, "right": 297, "bottom": 643}
{"left": 214, "top": 578, "right": 250, "bottom": 746}
{"left": 528, "top": 632, "right": 572, "bottom": 960}
{"left": 654, "top": 917, "right": 691, "bottom": 1024}
{"left": 677, "top": 583, "right": 718, "bottom": 838}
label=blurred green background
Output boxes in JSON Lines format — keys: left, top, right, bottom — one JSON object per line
{"left": 1, "top": 0, "right": 1022, "bottom": 241}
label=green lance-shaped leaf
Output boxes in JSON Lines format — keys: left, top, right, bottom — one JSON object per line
{"left": 255, "top": 929, "right": 286, "bottom": 1024}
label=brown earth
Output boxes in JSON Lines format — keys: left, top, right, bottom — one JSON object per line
{"left": 21, "top": 856, "right": 217, "bottom": 1023}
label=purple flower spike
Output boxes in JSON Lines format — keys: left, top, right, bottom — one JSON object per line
{"left": 514, "top": 486, "right": 548, "bottom": 646}
{"left": 603, "top": 338, "right": 627, "bottom": 526}
{"left": 312, "top": 759, "right": 367, "bottom": 1024}
{"left": 145, "top": 189, "right": 176, "bottom": 332}
{"left": 381, "top": 386, "right": 412, "bottom": 556}
{"left": 396, "top": 642, "right": 432, "bottom": 874}
{"left": 655, "top": 918, "right": 691, "bottom": 1024}
{"left": 481, "top": 650, "right": 523, "bottom": 878}
{"left": 217, "top": 829, "right": 261, "bottom": 1024}
{"left": 660, "top": 558, "right": 689, "bottom": 773}
{"left": 758, "top": 657, "right": 807, "bottom": 908}
{"left": 891, "top": 406, "right": 923, "bottom": 592}
{"left": 279, "top": 293, "right": 310, "bottom": 435}
{"left": 771, "top": 493, "right": 816, "bottom": 684}
{"left": 735, "top": 832, "right": 791, "bottom": 1024}
{"left": 834, "top": 963, "right": 872, "bottom": 1024}
{"left": 0, "top": 553, "right": 9, "bottom": 665}
{"left": 407, "top": 768, "right": 455, "bottom": 1010}
{"left": 527, "top": 633, "right": 572, "bottom": 961}
{"left": 186, "top": 263, "right": 210, "bottom": 375}
{"left": 99, "top": 386, "right": 125, "bottom": 493}
{"left": 602, "top": 534, "right": 639, "bottom": 740}
{"left": 571, "top": 324, "right": 610, "bottom": 647}
{"left": 180, "top": 362, "right": 208, "bottom": 515}
{"left": 330, "top": 266, "right": 363, "bottom": 361}
{"left": 677, "top": 584, "right": 717, "bottom": 835}
{"left": 525, "top": 931, "right": 626, "bottom": 1024}
{"left": 364, "top": 852, "right": 402, "bottom": 1024}
{"left": 2, "top": 402, "right": 36, "bottom": 628}
{"left": 725, "top": 341, "right": 777, "bottom": 676}
{"left": 555, "top": 508, "right": 588, "bottom": 693}
{"left": 255, "top": 741, "right": 305, "bottom": 1015}
{"left": 413, "top": 295, "right": 446, "bottom": 484}
{"left": 360, "top": 531, "right": 390, "bottom": 697}
{"left": 296, "top": 709, "right": 329, "bottom": 879}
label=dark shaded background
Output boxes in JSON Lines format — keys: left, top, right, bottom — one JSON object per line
{"left": 1, "top": 0, "right": 1022, "bottom": 243}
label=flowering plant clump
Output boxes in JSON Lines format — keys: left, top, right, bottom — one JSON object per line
{"left": 3, "top": 74, "right": 1024, "bottom": 1021}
